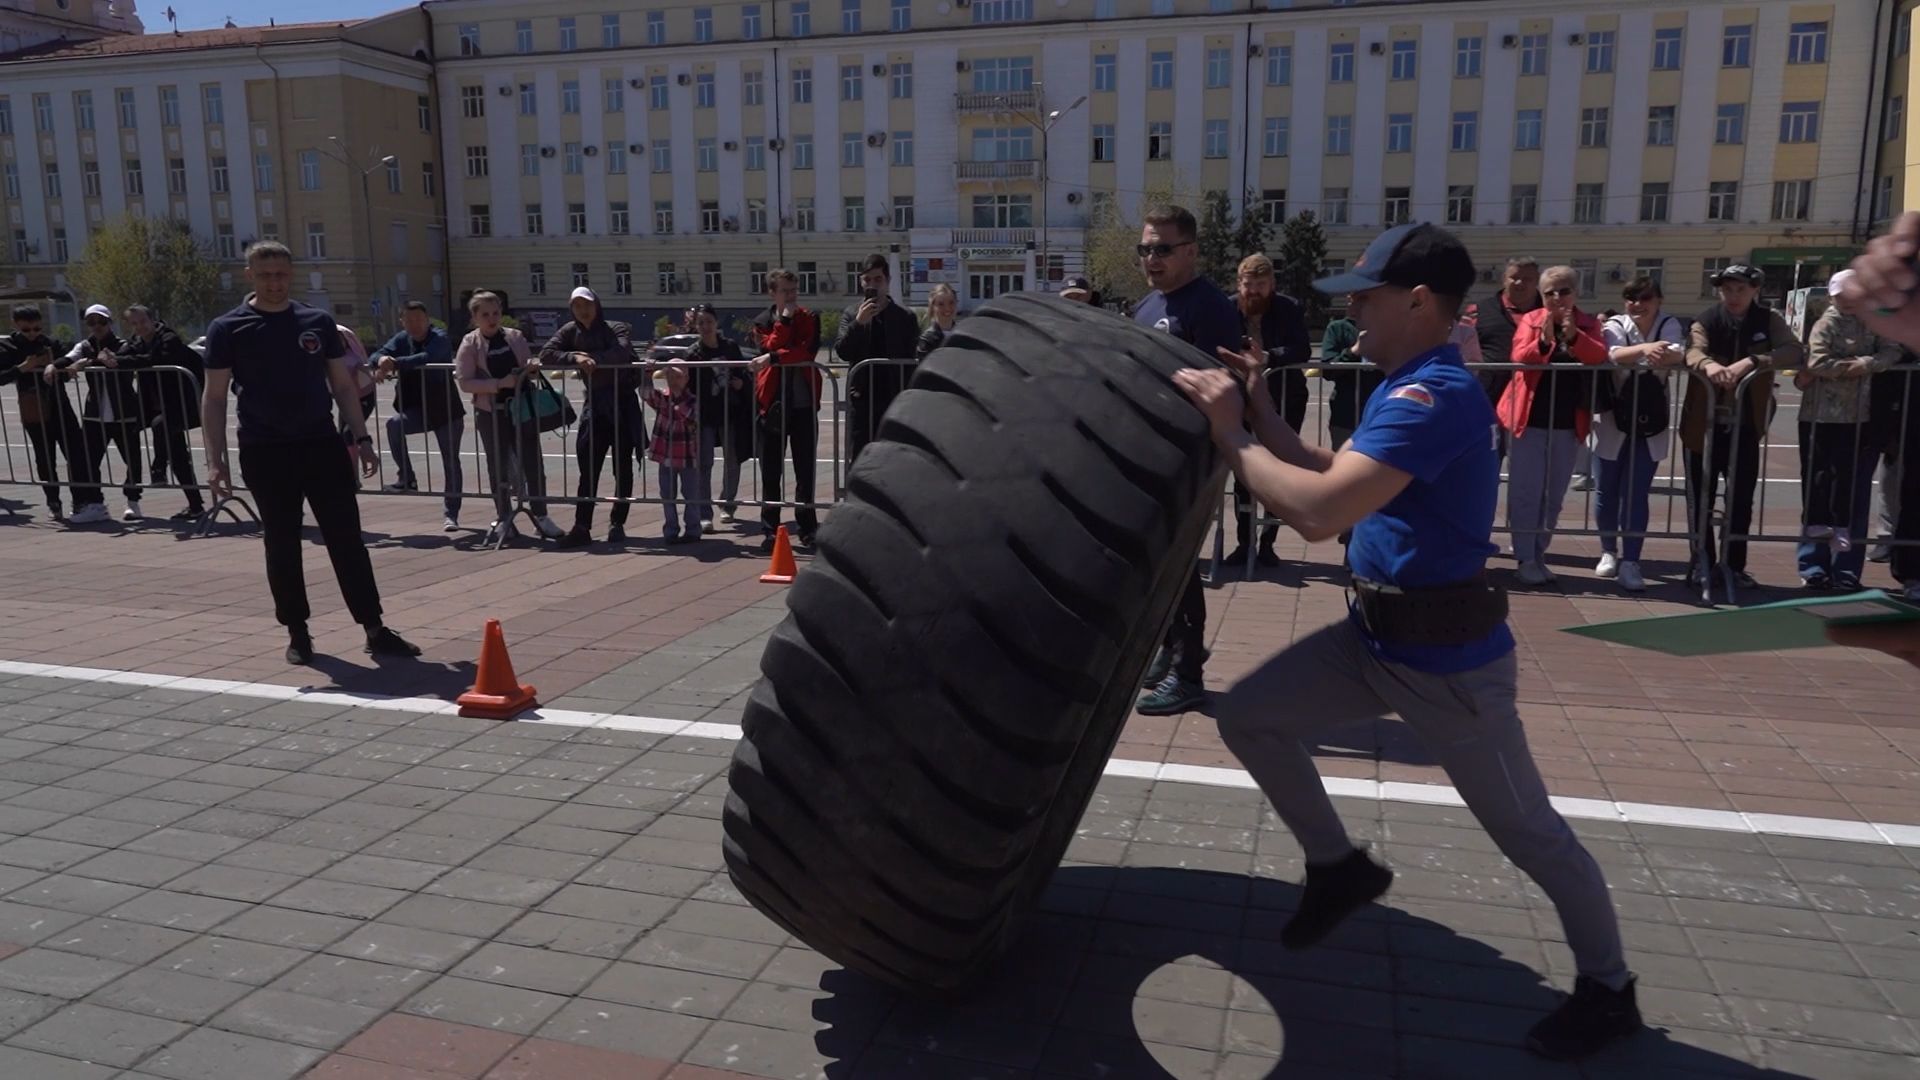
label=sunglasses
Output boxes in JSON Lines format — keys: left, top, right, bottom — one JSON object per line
{"left": 1542, "top": 288, "right": 1576, "bottom": 298}
{"left": 1136, "top": 241, "right": 1194, "bottom": 259}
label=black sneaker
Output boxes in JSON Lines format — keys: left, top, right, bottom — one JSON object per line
{"left": 1526, "top": 975, "right": 1642, "bottom": 1061}
{"left": 796, "top": 530, "right": 817, "bottom": 548}
{"left": 759, "top": 533, "right": 778, "bottom": 554}
{"left": 1136, "top": 673, "right": 1205, "bottom": 716}
{"left": 1280, "top": 849, "right": 1394, "bottom": 950}
{"left": 1803, "top": 572, "right": 1832, "bottom": 592}
{"left": 555, "top": 529, "right": 592, "bottom": 550}
{"left": 285, "top": 626, "right": 314, "bottom": 666}
{"left": 1834, "top": 572, "right": 1862, "bottom": 592}
{"left": 365, "top": 626, "right": 423, "bottom": 658}
{"left": 607, "top": 524, "right": 627, "bottom": 543}
{"left": 1140, "top": 646, "right": 1173, "bottom": 689}
{"left": 1226, "top": 546, "right": 1251, "bottom": 569}
{"left": 1255, "top": 547, "right": 1282, "bottom": 568}
{"left": 1731, "top": 570, "right": 1758, "bottom": 590}
{"left": 171, "top": 507, "right": 204, "bottom": 522}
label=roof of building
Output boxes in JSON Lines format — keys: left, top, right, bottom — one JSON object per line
{"left": 0, "top": 21, "right": 357, "bottom": 64}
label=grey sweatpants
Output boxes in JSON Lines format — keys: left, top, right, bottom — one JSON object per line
{"left": 1507, "top": 426, "right": 1581, "bottom": 563}
{"left": 1216, "top": 619, "right": 1628, "bottom": 984}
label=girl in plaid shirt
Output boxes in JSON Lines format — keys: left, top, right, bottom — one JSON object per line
{"left": 646, "top": 363, "right": 703, "bottom": 543}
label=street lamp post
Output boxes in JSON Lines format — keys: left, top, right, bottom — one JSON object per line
{"left": 1003, "top": 86, "right": 1085, "bottom": 292}
{"left": 326, "top": 137, "right": 397, "bottom": 328}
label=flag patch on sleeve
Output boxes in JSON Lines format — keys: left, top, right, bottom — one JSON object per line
{"left": 1388, "top": 384, "right": 1435, "bottom": 407}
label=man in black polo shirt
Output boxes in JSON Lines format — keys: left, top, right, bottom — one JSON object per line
{"left": 1133, "top": 203, "right": 1241, "bottom": 717}
{"left": 837, "top": 253, "right": 921, "bottom": 466}
{"left": 201, "top": 241, "right": 421, "bottom": 665}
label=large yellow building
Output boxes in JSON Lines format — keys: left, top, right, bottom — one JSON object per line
{"left": 1, "top": 0, "right": 1914, "bottom": 335}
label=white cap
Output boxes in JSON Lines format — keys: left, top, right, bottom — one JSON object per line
{"left": 569, "top": 286, "right": 598, "bottom": 304}
{"left": 83, "top": 304, "right": 113, "bottom": 320}
{"left": 1827, "top": 269, "right": 1855, "bottom": 297}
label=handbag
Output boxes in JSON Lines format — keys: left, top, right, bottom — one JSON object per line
{"left": 509, "top": 372, "right": 576, "bottom": 433}
{"left": 1595, "top": 316, "right": 1673, "bottom": 440}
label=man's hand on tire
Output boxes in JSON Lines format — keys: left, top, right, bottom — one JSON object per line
{"left": 1173, "top": 367, "right": 1247, "bottom": 442}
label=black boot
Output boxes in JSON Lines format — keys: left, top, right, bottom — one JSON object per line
{"left": 1280, "top": 849, "right": 1393, "bottom": 950}
{"left": 285, "top": 625, "right": 314, "bottom": 666}
{"left": 1526, "top": 975, "right": 1642, "bottom": 1060}
{"left": 366, "top": 625, "right": 422, "bottom": 657}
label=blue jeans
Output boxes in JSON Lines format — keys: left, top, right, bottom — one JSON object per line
{"left": 1797, "top": 423, "right": 1879, "bottom": 580}
{"left": 1595, "top": 437, "right": 1657, "bottom": 562}
{"left": 386, "top": 408, "right": 464, "bottom": 517}
{"left": 658, "top": 463, "right": 705, "bottom": 540}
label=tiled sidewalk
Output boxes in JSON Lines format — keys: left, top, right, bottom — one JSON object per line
{"left": 0, "top": 673, "right": 1913, "bottom": 1078}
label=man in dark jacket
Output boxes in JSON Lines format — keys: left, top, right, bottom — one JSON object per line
{"left": 838, "top": 253, "right": 921, "bottom": 466}
{"left": 751, "top": 269, "right": 824, "bottom": 547}
{"left": 545, "top": 287, "right": 643, "bottom": 546}
{"left": 121, "top": 305, "right": 206, "bottom": 521}
{"left": 0, "top": 304, "right": 89, "bottom": 520}
{"left": 685, "top": 303, "right": 753, "bottom": 527}
{"left": 1476, "top": 256, "right": 1542, "bottom": 420}
{"left": 372, "top": 301, "right": 465, "bottom": 532}
{"left": 1231, "top": 254, "right": 1314, "bottom": 568}
{"left": 61, "top": 304, "right": 144, "bottom": 522}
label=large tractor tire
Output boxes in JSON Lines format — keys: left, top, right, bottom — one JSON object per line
{"left": 722, "top": 293, "right": 1228, "bottom": 993}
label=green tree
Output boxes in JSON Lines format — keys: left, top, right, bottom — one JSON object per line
{"left": 1196, "top": 189, "right": 1238, "bottom": 290}
{"left": 69, "top": 217, "right": 223, "bottom": 336}
{"left": 1232, "top": 189, "right": 1274, "bottom": 267}
{"left": 1275, "top": 211, "right": 1331, "bottom": 326}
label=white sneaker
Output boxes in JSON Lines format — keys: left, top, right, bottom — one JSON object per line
{"left": 535, "top": 515, "right": 566, "bottom": 540}
{"left": 121, "top": 500, "right": 143, "bottom": 522}
{"left": 1618, "top": 561, "right": 1646, "bottom": 592}
{"left": 68, "top": 503, "right": 110, "bottom": 525}
{"left": 1570, "top": 473, "right": 1594, "bottom": 492}
{"left": 442, "top": 516, "right": 459, "bottom": 533}
{"left": 720, "top": 511, "right": 738, "bottom": 525}
{"left": 1516, "top": 560, "right": 1556, "bottom": 586}
{"left": 1595, "top": 553, "right": 1619, "bottom": 579}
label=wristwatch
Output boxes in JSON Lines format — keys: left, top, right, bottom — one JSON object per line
{"left": 356, "top": 435, "right": 374, "bottom": 446}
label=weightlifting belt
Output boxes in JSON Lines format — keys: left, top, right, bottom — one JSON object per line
{"left": 1349, "top": 574, "right": 1509, "bottom": 648}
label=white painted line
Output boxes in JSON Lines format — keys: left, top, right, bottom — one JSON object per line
{"left": 5, "top": 658, "right": 1920, "bottom": 850}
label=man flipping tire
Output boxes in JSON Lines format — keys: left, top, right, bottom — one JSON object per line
{"left": 1173, "top": 222, "right": 1641, "bottom": 1061}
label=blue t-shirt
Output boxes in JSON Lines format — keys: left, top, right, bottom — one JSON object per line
{"left": 203, "top": 299, "right": 345, "bottom": 447}
{"left": 1346, "top": 344, "right": 1515, "bottom": 674}
{"left": 1134, "top": 277, "right": 1242, "bottom": 361}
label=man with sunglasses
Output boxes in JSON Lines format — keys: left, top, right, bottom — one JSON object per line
{"left": 61, "top": 305, "right": 146, "bottom": 523}
{"left": 0, "top": 304, "right": 89, "bottom": 520}
{"left": 1132, "top": 204, "right": 1241, "bottom": 717}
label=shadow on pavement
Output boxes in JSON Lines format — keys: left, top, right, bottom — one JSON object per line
{"left": 308, "top": 652, "right": 477, "bottom": 699}
{"left": 809, "top": 866, "right": 1811, "bottom": 1079}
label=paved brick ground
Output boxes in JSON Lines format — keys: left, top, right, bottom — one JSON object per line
{"left": 0, "top": 671, "right": 1912, "bottom": 1078}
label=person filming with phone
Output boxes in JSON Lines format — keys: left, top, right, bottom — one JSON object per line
{"left": 837, "top": 254, "right": 920, "bottom": 466}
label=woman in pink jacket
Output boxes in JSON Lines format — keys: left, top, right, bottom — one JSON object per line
{"left": 1497, "top": 265, "right": 1609, "bottom": 586}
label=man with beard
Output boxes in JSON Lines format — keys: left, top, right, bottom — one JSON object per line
{"left": 121, "top": 304, "right": 207, "bottom": 521}
{"left": 0, "top": 305, "right": 88, "bottom": 520}
{"left": 1231, "top": 254, "right": 1313, "bottom": 569}
{"left": 837, "top": 254, "right": 921, "bottom": 466}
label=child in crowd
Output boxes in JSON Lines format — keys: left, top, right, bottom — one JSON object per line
{"left": 645, "top": 362, "right": 703, "bottom": 544}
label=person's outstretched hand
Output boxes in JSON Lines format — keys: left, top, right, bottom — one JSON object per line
{"left": 1841, "top": 212, "right": 1920, "bottom": 349}
{"left": 1826, "top": 622, "right": 1920, "bottom": 669}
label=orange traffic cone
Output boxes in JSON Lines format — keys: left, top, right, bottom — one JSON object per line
{"left": 456, "top": 619, "right": 539, "bottom": 719}
{"left": 759, "top": 525, "right": 798, "bottom": 585}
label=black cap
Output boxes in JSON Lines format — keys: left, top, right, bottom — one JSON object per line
{"left": 1312, "top": 222, "right": 1478, "bottom": 298}
{"left": 1710, "top": 263, "right": 1764, "bottom": 287}
{"left": 1060, "top": 275, "right": 1093, "bottom": 295}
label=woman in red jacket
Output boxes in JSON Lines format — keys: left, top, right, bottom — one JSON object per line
{"left": 1497, "top": 265, "right": 1609, "bottom": 586}
{"left": 748, "top": 268, "right": 823, "bottom": 549}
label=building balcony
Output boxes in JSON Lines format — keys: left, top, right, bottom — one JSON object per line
{"left": 954, "top": 88, "right": 1040, "bottom": 114}
{"left": 954, "top": 159, "right": 1040, "bottom": 182}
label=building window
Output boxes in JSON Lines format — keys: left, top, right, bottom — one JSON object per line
{"left": 1383, "top": 187, "right": 1411, "bottom": 226}
{"left": 1260, "top": 189, "right": 1286, "bottom": 223}
{"left": 1445, "top": 185, "right": 1474, "bottom": 225}
{"left": 82, "top": 160, "right": 101, "bottom": 197}
{"left": 568, "top": 203, "right": 587, "bottom": 235}
{"left": 1723, "top": 24, "right": 1752, "bottom": 67}
{"left": 1203, "top": 119, "right": 1228, "bottom": 158}
{"left": 561, "top": 80, "right": 580, "bottom": 115}
{"left": 1647, "top": 105, "right": 1676, "bottom": 146}
{"left": 461, "top": 85, "right": 485, "bottom": 118}
{"left": 1206, "top": 47, "right": 1231, "bottom": 88}
{"left": 529, "top": 263, "right": 547, "bottom": 295}
{"left": 1267, "top": 44, "right": 1292, "bottom": 86}
{"left": 559, "top": 16, "right": 577, "bottom": 50}
{"left": 71, "top": 90, "right": 95, "bottom": 132}
{"left": 525, "top": 203, "right": 544, "bottom": 234}
{"left": 1875, "top": 174, "right": 1895, "bottom": 220}
{"left": 697, "top": 73, "right": 716, "bottom": 108}
{"left": 564, "top": 142, "right": 583, "bottom": 174}
{"left": 4, "top": 163, "right": 19, "bottom": 199}
{"left": 1450, "top": 111, "right": 1478, "bottom": 152}
{"left": 1652, "top": 27, "right": 1683, "bottom": 70}
{"left": 1262, "top": 117, "right": 1289, "bottom": 157}
{"left": 124, "top": 159, "right": 144, "bottom": 196}
{"left": 792, "top": 0, "right": 811, "bottom": 35}
{"left": 1383, "top": 113, "right": 1412, "bottom": 153}
{"left": 650, "top": 76, "right": 669, "bottom": 111}
{"left": 43, "top": 162, "right": 60, "bottom": 199}
{"left": 972, "top": 57, "right": 1035, "bottom": 92}
{"left": 890, "top": 63, "right": 914, "bottom": 99}
{"left": 794, "top": 135, "right": 814, "bottom": 169}
{"left": 422, "top": 162, "right": 437, "bottom": 197}
{"left": 614, "top": 263, "right": 633, "bottom": 295}
{"left": 1326, "top": 114, "right": 1352, "bottom": 155}
{"left": 653, "top": 141, "right": 673, "bottom": 172}
{"left": 841, "top": 65, "right": 863, "bottom": 102}
{"left": 212, "top": 157, "right": 230, "bottom": 194}
{"left": 1632, "top": 259, "right": 1664, "bottom": 289}
{"left": 1888, "top": 96, "right": 1906, "bottom": 142}
{"left": 1455, "top": 36, "right": 1482, "bottom": 77}
{"left": 748, "top": 198, "right": 768, "bottom": 232}
{"left": 1586, "top": 29, "right": 1615, "bottom": 73}
{"left": 1329, "top": 42, "right": 1354, "bottom": 83}
{"left": 1093, "top": 54, "right": 1116, "bottom": 92}
{"left": 602, "top": 12, "right": 621, "bottom": 47}
{"left": 796, "top": 199, "right": 816, "bottom": 231}
{"left": 746, "top": 70, "right": 766, "bottom": 106}
{"left": 1092, "top": 123, "right": 1115, "bottom": 161}
{"left": 1772, "top": 179, "right": 1813, "bottom": 220}
{"left": 254, "top": 153, "right": 273, "bottom": 192}
{"left": 1639, "top": 182, "right": 1670, "bottom": 222}
{"left": 1715, "top": 103, "right": 1746, "bottom": 144}
{"left": 306, "top": 222, "right": 327, "bottom": 259}
{"left": 1574, "top": 182, "right": 1605, "bottom": 223}
{"left": 841, "top": 133, "right": 864, "bottom": 167}
{"left": 1095, "top": 0, "right": 1115, "bottom": 16}
{"left": 1902, "top": 12, "right": 1914, "bottom": 56}
{"left": 746, "top": 137, "right": 766, "bottom": 171}
{"left": 797, "top": 261, "right": 817, "bottom": 293}
{"left": 610, "top": 202, "right": 630, "bottom": 234}
{"left": 520, "top": 83, "right": 537, "bottom": 115}
{"left": 793, "top": 67, "right": 813, "bottom": 104}
{"left": 1779, "top": 102, "right": 1820, "bottom": 143}
{"left": 1571, "top": 259, "right": 1598, "bottom": 299}
{"left": 701, "top": 201, "right": 721, "bottom": 233}
{"left": 1580, "top": 107, "right": 1609, "bottom": 148}
{"left": 657, "top": 263, "right": 677, "bottom": 294}
{"left": 843, "top": 197, "right": 865, "bottom": 232}
{"left": 704, "top": 263, "right": 723, "bottom": 294}
{"left": 602, "top": 79, "right": 624, "bottom": 115}
{"left": 1510, "top": 184, "right": 1539, "bottom": 224}
{"left": 972, "top": 0, "right": 1032, "bottom": 22}
{"left": 843, "top": 261, "right": 862, "bottom": 294}
{"left": 1707, "top": 181, "right": 1738, "bottom": 221}
{"left": 514, "top": 19, "right": 532, "bottom": 52}
{"left": 521, "top": 144, "right": 540, "bottom": 176}
{"left": 743, "top": 4, "right": 763, "bottom": 38}
{"left": 1514, "top": 109, "right": 1543, "bottom": 150}
{"left": 698, "top": 138, "right": 718, "bottom": 172}
{"left": 1788, "top": 21, "right": 1828, "bottom": 64}
{"left": 971, "top": 193, "right": 1033, "bottom": 228}
{"left": 841, "top": 0, "right": 860, "bottom": 33}
{"left": 750, "top": 263, "right": 770, "bottom": 294}
{"left": 1519, "top": 34, "right": 1548, "bottom": 76}
{"left": 891, "top": 131, "right": 914, "bottom": 166}
{"left": 458, "top": 23, "right": 481, "bottom": 55}
{"left": 1390, "top": 40, "right": 1417, "bottom": 80}
{"left": 1148, "top": 121, "right": 1172, "bottom": 160}
{"left": 1150, "top": 51, "right": 1174, "bottom": 89}
{"left": 655, "top": 201, "right": 674, "bottom": 233}
{"left": 51, "top": 228, "right": 68, "bottom": 264}
{"left": 893, "top": 197, "right": 914, "bottom": 229}
{"left": 1701, "top": 258, "right": 1731, "bottom": 298}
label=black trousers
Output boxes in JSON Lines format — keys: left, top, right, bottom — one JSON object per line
{"left": 758, "top": 408, "right": 819, "bottom": 534}
{"left": 572, "top": 401, "right": 645, "bottom": 532}
{"left": 1684, "top": 423, "right": 1763, "bottom": 573}
{"left": 1163, "top": 569, "right": 1207, "bottom": 681}
{"left": 75, "top": 420, "right": 143, "bottom": 506}
{"left": 1234, "top": 399, "right": 1303, "bottom": 553}
{"left": 149, "top": 421, "right": 203, "bottom": 509}
{"left": 238, "top": 437, "right": 383, "bottom": 629}
{"left": 21, "top": 418, "right": 77, "bottom": 510}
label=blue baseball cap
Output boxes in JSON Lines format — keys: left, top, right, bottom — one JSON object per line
{"left": 1313, "top": 222, "right": 1479, "bottom": 298}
